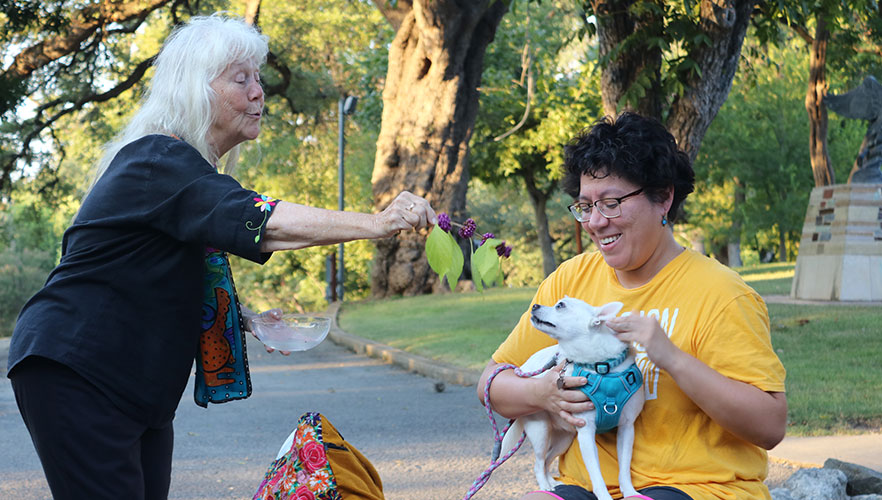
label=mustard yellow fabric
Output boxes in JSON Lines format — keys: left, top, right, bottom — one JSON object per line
{"left": 492, "top": 249, "right": 786, "bottom": 499}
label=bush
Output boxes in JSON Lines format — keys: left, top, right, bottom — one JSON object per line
{"left": 0, "top": 245, "right": 54, "bottom": 337}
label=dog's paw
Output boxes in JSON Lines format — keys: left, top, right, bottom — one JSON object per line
{"left": 620, "top": 487, "right": 640, "bottom": 498}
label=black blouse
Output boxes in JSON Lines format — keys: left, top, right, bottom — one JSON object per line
{"left": 7, "top": 135, "right": 277, "bottom": 426}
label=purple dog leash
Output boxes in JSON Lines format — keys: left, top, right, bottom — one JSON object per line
{"left": 462, "top": 359, "right": 558, "bottom": 500}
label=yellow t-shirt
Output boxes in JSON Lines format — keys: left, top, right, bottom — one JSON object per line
{"left": 492, "top": 249, "right": 786, "bottom": 499}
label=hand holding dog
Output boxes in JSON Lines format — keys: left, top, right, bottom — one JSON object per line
{"left": 545, "top": 361, "right": 594, "bottom": 427}
{"left": 606, "top": 314, "right": 680, "bottom": 372}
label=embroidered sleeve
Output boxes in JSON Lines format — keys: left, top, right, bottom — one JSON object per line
{"left": 246, "top": 194, "right": 280, "bottom": 243}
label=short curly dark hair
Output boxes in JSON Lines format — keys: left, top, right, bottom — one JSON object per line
{"left": 562, "top": 112, "right": 694, "bottom": 223}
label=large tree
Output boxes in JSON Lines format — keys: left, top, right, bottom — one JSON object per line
{"left": 368, "top": 0, "right": 510, "bottom": 297}
{"left": 585, "top": 0, "right": 752, "bottom": 160}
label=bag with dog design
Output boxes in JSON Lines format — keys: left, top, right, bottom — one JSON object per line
{"left": 253, "top": 412, "right": 384, "bottom": 500}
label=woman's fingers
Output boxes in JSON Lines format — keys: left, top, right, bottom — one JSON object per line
{"left": 387, "top": 191, "right": 437, "bottom": 233}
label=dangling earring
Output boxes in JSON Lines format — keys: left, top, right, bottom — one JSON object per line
{"left": 661, "top": 216, "right": 668, "bottom": 226}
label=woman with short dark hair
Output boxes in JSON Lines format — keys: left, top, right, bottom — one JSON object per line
{"left": 479, "top": 112, "right": 786, "bottom": 500}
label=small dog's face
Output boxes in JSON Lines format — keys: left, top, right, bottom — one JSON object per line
{"left": 530, "top": 296, "right": 623, "bottom": 342}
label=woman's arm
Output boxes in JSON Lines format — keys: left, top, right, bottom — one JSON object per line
{"left": 607, "top": 314, "right": 787, "bottom": 450}
{"left": 477, "top": 360, "right": 595, "bottom": 428}
{"left": 259, "top": 191, "right": 435, "bottom": 252}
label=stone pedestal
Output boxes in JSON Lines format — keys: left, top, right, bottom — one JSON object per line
{"left": 791, "top": 184, "right": 882, "bottom": 301}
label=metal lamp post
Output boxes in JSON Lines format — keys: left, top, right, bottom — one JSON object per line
{"left": 336, "top": 95, "right": 358, "bottom": 301}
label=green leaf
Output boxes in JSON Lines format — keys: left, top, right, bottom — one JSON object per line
{"left": 426, "top": 226, "right": 463, "bottom": 291}
{"left": 473, "top": 238, "right": 504, "bottom": 290}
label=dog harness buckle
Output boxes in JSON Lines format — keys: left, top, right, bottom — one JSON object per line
{"left": 602, "top": 401, "right": 618, "bottom": 415}
{"left": 594, "top": 362, "right": 610, "bottom": 375}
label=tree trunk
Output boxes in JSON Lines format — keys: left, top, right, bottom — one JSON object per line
{"left": 665, "top": 0, "right": 753, "bottom": 160}
{"left": 727, "top": 178, "right": 744, "bottom": 268}
{"left": 523, "top": 168, "right": 557, "bottom": 278}
{"left": 846, "top": 135, "right": 867, "bottom": 183}
{"left": 805, "top": 14, "right": 835, "bottom": 187}
{"left": 591, "top": 0, "right": 664, "bottom": 119}
{"left": 592, "top": 0, "right": 753, "bottom": 161}
{"left": 370, "top": 1, "right": 509, "bottom": 297}
{"left": 778, "top": 225, "right": 787, "bottom": 262}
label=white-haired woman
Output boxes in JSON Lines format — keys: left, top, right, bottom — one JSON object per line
{"left": 6, "top": 14, "right": 435, "bottom": 499}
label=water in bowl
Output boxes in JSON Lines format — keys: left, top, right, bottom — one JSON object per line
{"left": 252, "top": 315, "right": 331, "bottom": 352}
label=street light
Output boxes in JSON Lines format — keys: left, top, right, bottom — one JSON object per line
{"left": 337, "top": 95, "right": 357, "bottom": 301}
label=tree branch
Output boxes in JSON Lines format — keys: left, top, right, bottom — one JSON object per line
{"left": 1, "top": 53, "right": 157, "bottom": 190}
{"left": 370, "top": 0, "right": 413, "bottom": 31}
{"left": 1, "top": 0, "right": 171, "bottom": 82}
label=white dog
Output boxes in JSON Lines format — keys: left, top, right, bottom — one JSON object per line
{"left": 498, "top": 297, "right": 645, "bottom": 500}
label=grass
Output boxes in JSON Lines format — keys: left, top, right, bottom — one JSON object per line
{"left": 736, "top": 261, "right": 795, "bottom": 296}
{"left": 338, "top": 262, "right": 882, "bottom": 436}
{"left": 338, "top": 288, "right": 535, "bottom": 372}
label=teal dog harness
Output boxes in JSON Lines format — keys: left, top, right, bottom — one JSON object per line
{"left": 570, "top": 350, "right": 643, "bottom": 434}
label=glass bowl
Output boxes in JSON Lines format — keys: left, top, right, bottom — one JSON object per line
{"left": 251, "top": 314, "right": 331, "bottom": 351}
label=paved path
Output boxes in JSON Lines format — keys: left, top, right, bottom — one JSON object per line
{"left": 0, "top": 335, "right": 535, "bottom": 500}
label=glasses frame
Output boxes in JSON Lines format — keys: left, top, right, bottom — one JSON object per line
{"left": 568, "top": 188, "right": 644, "bottom": 222}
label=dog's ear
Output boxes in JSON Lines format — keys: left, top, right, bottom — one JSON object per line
{"left": 596, "top": 301, "right": 624, "bottom": 322}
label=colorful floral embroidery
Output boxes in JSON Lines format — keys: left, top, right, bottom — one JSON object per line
{"left": 253, "top": 413, "right": 341, "bottom": 500}
{"left": 254, "top": 195, "right": 278, "bottom": 212}
{"left": 246, "top": 194, "right": 280, "bottom": 244}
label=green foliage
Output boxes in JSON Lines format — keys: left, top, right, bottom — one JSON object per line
{"left": 426, "top": 226, "right": 464, "bottom": 292}
{"left": 469, "top": 0, "right": 602, "bottom": 278}
{"left": 471, "top": 237, "right": 505, "bottom": 291}
{"left": 0, "top": 244, "right": 54, "bottom": 336}
{"left": 690, "top": 35, "right": 865, "bottom": 262}
{"left": 473, "top": 0, "right": 601, "bottom": 185}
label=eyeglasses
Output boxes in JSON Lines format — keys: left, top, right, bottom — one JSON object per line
{"left": 568, "top": 188, "right": 644, "bottom": 221}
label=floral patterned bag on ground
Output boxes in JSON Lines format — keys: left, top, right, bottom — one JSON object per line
{"left": 254, "top": 412, "right": 385, "bottom": 500}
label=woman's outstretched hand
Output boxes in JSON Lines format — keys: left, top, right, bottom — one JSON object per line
{"left": 374, "top": 191, "right": 437, "bottom": 237}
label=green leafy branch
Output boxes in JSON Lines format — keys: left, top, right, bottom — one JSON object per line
{"left": 425, "top": 214, "right": 512, "bottom": 292}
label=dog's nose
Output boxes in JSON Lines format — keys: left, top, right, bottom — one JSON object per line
{"left": 531, "top": 303, "right": 540, "bottom": 311}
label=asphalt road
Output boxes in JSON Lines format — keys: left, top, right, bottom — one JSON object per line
{"left": 0, "top": 335, "right": 535, "bottom": 500}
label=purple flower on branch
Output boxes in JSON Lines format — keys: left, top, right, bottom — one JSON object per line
{"left": 496, "top": 241, "right": 512, "bottom": 258}
{"left": 458, "top": 218, "right": 476, "bottom": 239}
{"left": 478, "top": 232, "right": 495, "bottom": 246}
{"left": 437, "top": 213, "right": 451, "bottom": 232}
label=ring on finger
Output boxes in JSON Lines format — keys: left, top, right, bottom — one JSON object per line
{"left": 557, "top": 371, "right": 565, "bottom": 390}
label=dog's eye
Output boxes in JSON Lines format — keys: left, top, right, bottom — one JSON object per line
{"left": 556, "top": 302, "right": 565, "bottom": 309}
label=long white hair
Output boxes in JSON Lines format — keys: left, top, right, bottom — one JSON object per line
{"left": 87, "top": 14, "right": 268, "bottom": 192}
